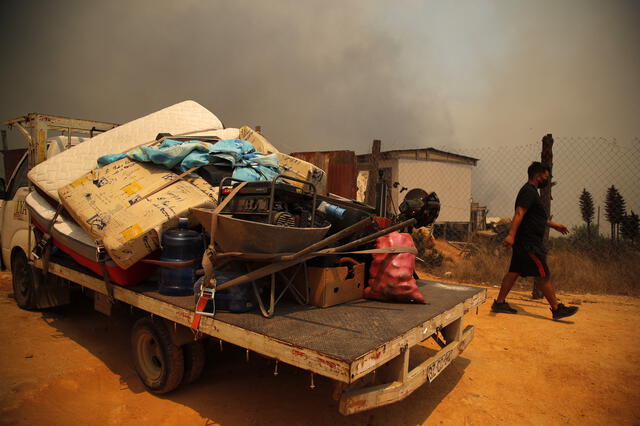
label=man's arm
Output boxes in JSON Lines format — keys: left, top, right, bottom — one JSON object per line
{"left": 503, "top": 206, "right": 527, "bottom": 247}
{"left": 547, "top": 220, "right": 569, "bottom": 235}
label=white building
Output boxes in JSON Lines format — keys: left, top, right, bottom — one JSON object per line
{"left": 356, "top": 148, "right": 478, "bottom": 223}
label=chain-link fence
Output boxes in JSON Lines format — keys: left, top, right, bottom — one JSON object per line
{"left": 385, "top": 136, "right": 640, "bottom": 243}
{"left": 466, "top": 136, "right": 640, "bottom": 238}
{"left": 353, "top": 136, "right": 639, "bottom": 243}
{"left": 373, "top": 135, "right": 640, "bottom": 294}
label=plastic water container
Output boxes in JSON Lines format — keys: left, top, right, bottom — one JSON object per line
{"left": 193, "top": 271, "right": 257, "bottom": 313}
{"left": 317, "top": 201, "right": 370, "bottom": 233}
{"left": 158, "top": 218, "right": 203, "bottom": 296}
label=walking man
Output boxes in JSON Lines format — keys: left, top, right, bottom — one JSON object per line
{"left": 492, "top": 162, "right": 579, "bottom": 320}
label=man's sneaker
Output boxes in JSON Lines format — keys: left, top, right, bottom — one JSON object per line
{"left": 491, "top": 300, "right": 517, "bottom": 314}
{"left": 551, "top": 303, "right": 579, "bottom": 320}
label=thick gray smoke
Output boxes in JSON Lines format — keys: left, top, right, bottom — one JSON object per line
{"left": 0, "top": 0, "right": 456, "bottom": 154}
{"left": 1, "top": 1, "right": 638, "bottom": 164}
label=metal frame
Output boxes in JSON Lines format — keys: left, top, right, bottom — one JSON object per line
{"left": 33, "top": 258, "right": 486, "bottom": 414}
{"left": 339, "top": 319, "right": 474, "bottom": 414}
{"left": 248, "top": 260, "right": 310, "bottom": 318}
{"left": 4, "top": 113, "right": 118, "bottom": 170}
{"left": 2, "top": 113, "right": 119, "bottom": 304}
{"left": 218, "top": 174, "right": 317, "bottom": 226}
{"left": 33, "top": 259, "right": 485, "bottom": 397}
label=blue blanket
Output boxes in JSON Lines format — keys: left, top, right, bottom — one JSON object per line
{"left": 97, "top": 139, "right": 281, "bottom": 182}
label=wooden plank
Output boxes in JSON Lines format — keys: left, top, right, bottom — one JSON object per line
{"left": 365, "top": 139, "right": 381, "bottom": 206}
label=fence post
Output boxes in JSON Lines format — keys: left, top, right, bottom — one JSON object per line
{"left": 530, "top": 133, "right": 554, "bottom": 299}
{"left": 365, "top": 139, "right": 381, "bottom": 207}
{"left": 540, "top": 133, "right": 554, "bottom": 243}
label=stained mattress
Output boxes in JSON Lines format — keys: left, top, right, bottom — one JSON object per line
{"left": 28, "top": 100, "right": 234, "bottom": 202}
{"left": 25, "top": 191, "right": 156, "bottom": 286}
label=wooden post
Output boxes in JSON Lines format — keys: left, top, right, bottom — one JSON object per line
{"left": 1, "top": 130, "right": 6, "bottom": 180}
{"left": 468, "top": 204, "right": 473, "bottom": 242}
{"left": 540, "top": 133, "right": 554, "bottom": 243}
{"left": 365, "top": 139, "right": 381, "bottom": 206}
{"left": 530, "top": 133, "right": 554, "bottom": 299}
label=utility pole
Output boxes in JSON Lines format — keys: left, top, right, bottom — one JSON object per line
{"left": 540, "top": 133, "right": 554, "bottom": 243}
{"left": 365, "top": 139, "right": 381, "bottom": 207}
{"left": 532, "top": 133, "right": 554, "bottom": 300}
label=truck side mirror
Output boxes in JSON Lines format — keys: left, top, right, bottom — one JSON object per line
{"left": 0, "top": 178, "right": 6, "bottom": 199}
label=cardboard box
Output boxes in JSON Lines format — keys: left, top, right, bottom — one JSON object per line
{"left": 58, "top": 158, "right": 216, "bottom": 269}
{"left": 239, "top": 126, "right": 327, "bottom": 194}
{"left": 296, "top": 262, "right": 365, "bottom": 308}
{"left": 238, "top": 125, "right": 279, "bottom": 155}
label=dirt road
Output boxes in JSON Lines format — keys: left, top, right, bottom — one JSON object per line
{"left": 1, "top": 270, "right": 638, "bottom": 425}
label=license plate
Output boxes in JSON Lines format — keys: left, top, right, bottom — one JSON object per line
{"left": 427, "top": 348, "right": 454, "bottom": 382}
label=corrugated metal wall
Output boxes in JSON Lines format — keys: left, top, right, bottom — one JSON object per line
{"left": 290, "top": 151, "right": 357, "bottom": 199}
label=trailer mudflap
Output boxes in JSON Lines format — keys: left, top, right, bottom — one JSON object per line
{"left": 339, "top": 323, "right": 474, "bottom": 415}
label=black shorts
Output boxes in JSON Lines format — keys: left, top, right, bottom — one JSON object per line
{"left": 508, "top": 245, "right": 550, "bottom": 278}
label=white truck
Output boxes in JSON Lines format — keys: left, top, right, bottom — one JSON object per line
{"left": 1, "top": 114, "right": 118, "bottom": 275}
{"left": 1, "top": 112, "right": 485, "bottom": 415}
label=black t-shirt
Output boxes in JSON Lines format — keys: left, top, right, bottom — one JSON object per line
{"left": 514, "top": 183, "right": 547, "bottom": 247}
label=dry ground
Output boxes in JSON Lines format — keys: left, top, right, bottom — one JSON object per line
{"left": 1, "top": 270, "right": 639, "bottom": 425}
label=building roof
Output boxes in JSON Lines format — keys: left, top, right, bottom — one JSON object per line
{"left": 357, "top": 147, "right": 478, "bottom": 166}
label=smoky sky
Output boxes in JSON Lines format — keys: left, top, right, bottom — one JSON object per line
{"left": 2, "top": 0, "right": 639, "bottom": 155}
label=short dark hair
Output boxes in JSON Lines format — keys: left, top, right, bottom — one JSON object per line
{"left": 528, "top": 161, "right": 550, "bottom": 179}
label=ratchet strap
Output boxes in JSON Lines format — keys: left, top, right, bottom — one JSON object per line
{"left": 95, "top": 241, "right": 115, "bottom": 303}
{"left": 34, "top": 204, "right": 65, "bottom": 279}
{"left": 191, "top": 181, "right": 248, "bottom": 330}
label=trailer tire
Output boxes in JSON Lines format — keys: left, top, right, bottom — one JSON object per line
{"left": 182, "top": 340, "right": 206, "bottom": 384}
{"left": 11, "top": 250, "right": 37, "bottom": 310}
{"left": 131, "top": 317, "right": 184, "bottom": 394}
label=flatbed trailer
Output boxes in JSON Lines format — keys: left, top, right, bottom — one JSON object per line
{"left": 31, "top": 253, "right": 485, "bottom": 415}
{"left": 4, "top": 111, "right": 486, "bottom": 414}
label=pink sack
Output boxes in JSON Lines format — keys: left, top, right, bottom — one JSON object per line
{"left": 364, "top": 231, "right": 425, "bottom": 304}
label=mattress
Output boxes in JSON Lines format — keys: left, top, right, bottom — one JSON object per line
{"left": 28, "top": 100, "right": 228, "bottom": 202}
{"left": 26, "top": 191, "right": 156, "bottom": 286}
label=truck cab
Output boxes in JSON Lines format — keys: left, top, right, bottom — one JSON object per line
{"left": 0, "top": 151, "right": 29, "bottom": 269}
{"left": 0, "top": 114, "right": 118, "bottom": 305}
{"left": 0, "top": 136, "right": 101, "bottom": 270}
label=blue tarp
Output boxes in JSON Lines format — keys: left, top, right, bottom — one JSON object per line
{"left": 97, "top": 139, "right": 280, "bottom": 182}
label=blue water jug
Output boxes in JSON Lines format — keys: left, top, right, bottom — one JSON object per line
{"left": 193, "top": 271, "right": 258, "bottom": 313}
{"left": 158, "top": 218, "right": 203, "bottom": 296}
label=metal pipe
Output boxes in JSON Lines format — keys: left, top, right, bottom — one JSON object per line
{"left": 216, "top": 218, "right": 415, "bottom": 292}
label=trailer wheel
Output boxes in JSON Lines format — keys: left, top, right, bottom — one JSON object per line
{"left": 131, "top": 317, "right": 184, "bottom": 394}
{"left": 182, "top": 340, "right": 206, "bottom": 384}
{"left": 11, "top": 251, "right": 37, "bottom": 310}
